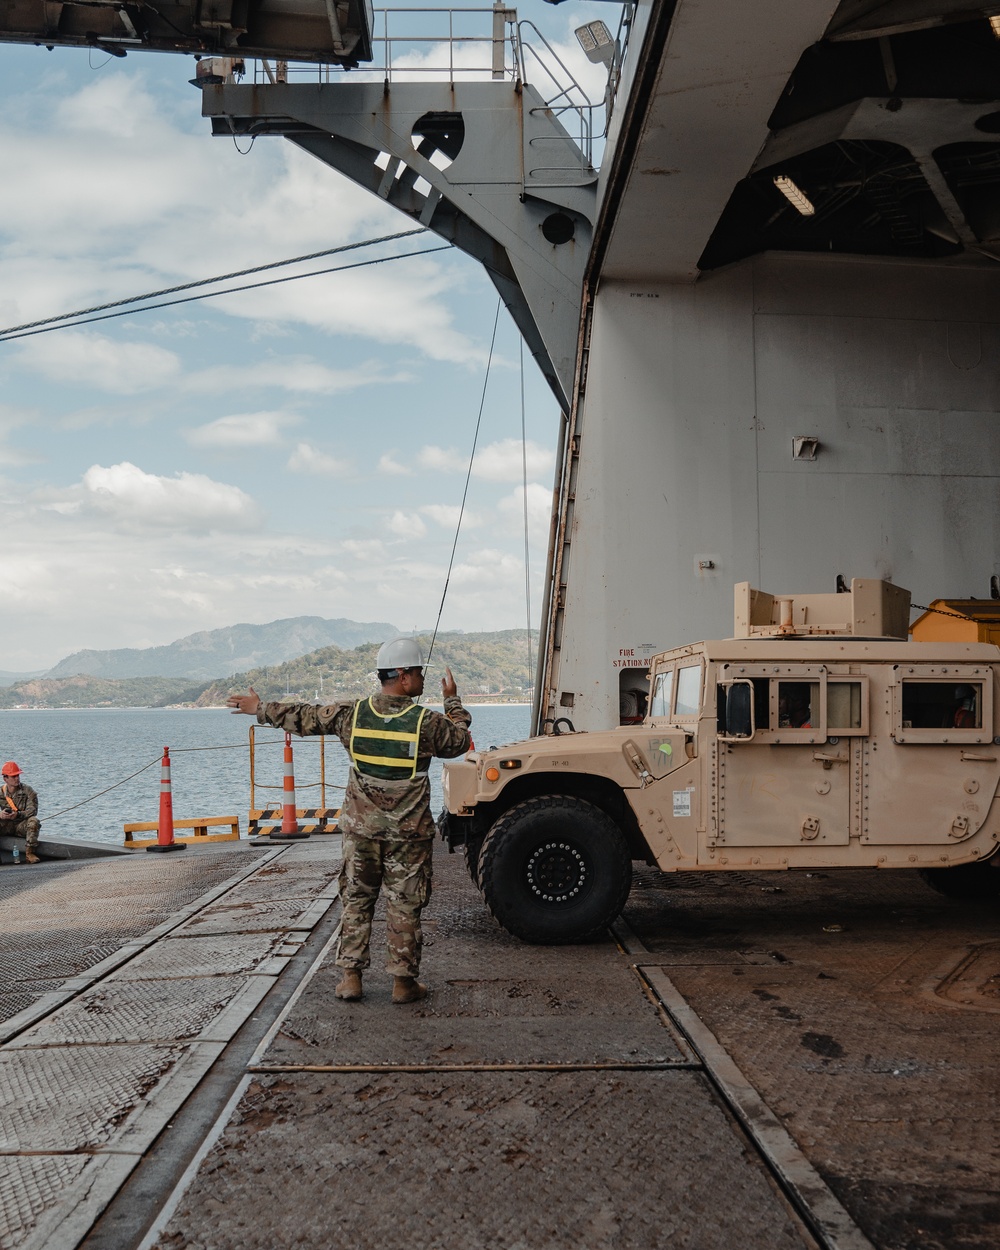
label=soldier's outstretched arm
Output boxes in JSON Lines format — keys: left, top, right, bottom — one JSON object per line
{"left": 228, "top": 686, "right": 349, "bottom": 737}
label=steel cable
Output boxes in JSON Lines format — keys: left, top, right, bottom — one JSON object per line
{"left": 0, "top": 244, "right": 452, "bottom": 342}
{"left": 425, "top": 295, "right": 503, "bottom": 668}
{"left": 0, "top": 228, "right": 428, "bottom": 339}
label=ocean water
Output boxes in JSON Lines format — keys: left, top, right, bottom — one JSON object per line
{"left": 0, "top": 704, "right": 532, "bottom": 847}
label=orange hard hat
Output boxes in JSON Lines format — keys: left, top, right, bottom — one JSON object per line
{"left": 1, "top": 761, "right": 21, "bottom": 776}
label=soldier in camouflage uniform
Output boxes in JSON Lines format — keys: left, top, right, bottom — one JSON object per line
{"left": 228, "top": 639, "right": 471, "bottom": 1004}
{"left": 1, "top": 761, "right": 41, "bottom": 863}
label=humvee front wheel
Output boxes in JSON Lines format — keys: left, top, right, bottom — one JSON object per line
{"left": 478, "top": 796, "right": 632, "bottom": 944}
{"left": 919, "top": 859, "right": 1000, "bottom": 902}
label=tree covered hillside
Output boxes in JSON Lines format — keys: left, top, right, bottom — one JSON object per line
{"left": 195, "top": 630, "right": 538, "bottom": 706}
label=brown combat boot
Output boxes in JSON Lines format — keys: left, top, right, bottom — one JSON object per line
{"left": 25, "top": 852, "right": 40, "bottom": 865}
{"left": 335, "top": 970, "right": 363, "bottom": 1001}
{"left": 392, "top": 976, "right": 427, "bottom": 1004}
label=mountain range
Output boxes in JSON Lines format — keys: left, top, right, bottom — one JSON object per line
{"left": 6, "top": 617, "right": 401, "bottom": 685}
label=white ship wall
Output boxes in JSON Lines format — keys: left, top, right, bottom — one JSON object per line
{"left": 548, "top": 252, "right": 1000, "bottom": 730}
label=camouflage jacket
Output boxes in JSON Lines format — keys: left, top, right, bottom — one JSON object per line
{"left": 257, "top": 694, "right": 472, "bottom": 841}
{"left": 1, "top": 783, "right": 38, "bottom": 821}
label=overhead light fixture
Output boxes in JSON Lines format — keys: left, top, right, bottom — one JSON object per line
{"left": 773, "top": 174, "right": 816, "bottom": 217}
{"left": 989, "top": 15, "right": 1000, "bottom": 38}
{"left": 575, "top": 20, "right": 615, "bottom": 66}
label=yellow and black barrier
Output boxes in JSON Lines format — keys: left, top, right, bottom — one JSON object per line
{"left": 124, "top": 815, "right": 240, "bottom": 848}
{"left": 248, "top": 807, "right": 340, "bottom": 838}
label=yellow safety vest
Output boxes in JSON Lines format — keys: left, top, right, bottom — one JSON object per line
{"left": 349, "top": 699, "right": 427, "bottom": 781}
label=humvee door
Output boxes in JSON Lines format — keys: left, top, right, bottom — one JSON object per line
{"left": 715, "top": 664, "right": 854, "bottom": 848}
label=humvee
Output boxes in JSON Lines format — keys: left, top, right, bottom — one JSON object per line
{"left": 440, "top": 579, "right": 1000, "bottom": 942}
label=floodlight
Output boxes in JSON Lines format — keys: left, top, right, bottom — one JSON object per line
{"left": 773, "top": 174, "right": 816, "bottom": 217}
{"left": 575, "top": 20, "right": 615, "bottom": 66}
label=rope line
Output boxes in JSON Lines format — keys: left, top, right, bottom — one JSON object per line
{"left": 0, "top": 228, "right": 427, "bottom": 339}
{"left": 254, "top": 781, "right": 346, "bottom": 791}
{"left": 0, "top": 245, "right": 452, "bottom": 343}
{"left": 43, "top": 757, "right": 161, "bottom": 822}
{"left": 426, "top": 295, "right": 503, "bottom": 668}
{"left": 39, "top": 737, "right": 334, "bottom": 821}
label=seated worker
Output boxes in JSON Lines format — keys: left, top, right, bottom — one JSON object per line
{"left": 1, "top": 761, "right": 41, "bottom": 863}
{"left": 227, "top": 638, "right": 472, "bottom": 1004}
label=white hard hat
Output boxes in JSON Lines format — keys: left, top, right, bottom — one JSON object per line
{"left": 376, "top": 637, "right": 427, "bottom": 673}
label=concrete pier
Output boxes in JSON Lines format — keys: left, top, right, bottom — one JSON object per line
{"left": 0, "top": 843, "right": 996, "bottom": 1249}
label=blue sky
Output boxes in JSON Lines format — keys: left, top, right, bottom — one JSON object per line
{"left": 0, "top": 4, "right": 612, "bottom": 669}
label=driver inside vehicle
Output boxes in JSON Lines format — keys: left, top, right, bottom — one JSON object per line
{"left": 778, "top": 683, "right": 812, "bottom": 729}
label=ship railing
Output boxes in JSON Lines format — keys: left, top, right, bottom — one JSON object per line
{"left": 240, "top": 4, "right": 603, "bottom": 166}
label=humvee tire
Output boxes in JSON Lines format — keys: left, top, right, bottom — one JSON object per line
{"left": 478, "top": 795, "right": 632, "bottom": 944}
{"left": 919, "top": 860, "right": 1000, "bottom": 902}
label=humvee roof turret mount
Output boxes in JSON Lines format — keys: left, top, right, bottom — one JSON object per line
{"left": 440, "top": 580, "right": 1000, "bottom": 943}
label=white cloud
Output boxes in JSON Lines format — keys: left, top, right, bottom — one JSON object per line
{"left": 497, "top": 482, "right": 554, "bottom": 534}
{"left": 0, "top": 404, "right": 37, "bottom": 466}
{"left": 80, "top": 462, "right": 257, "bottom": 529}
{"left": 387, "top": 510, "right": 428, "bottom": 539}
{"left": 420, "top": 503, "right": 481, "bottom": 529}
{"left": 340, "top": 538, "right": 388, "bottom": 560}
{"left": 11, "top": 330, "right": 180, "bottom": 394}
{"left": 286, "top": 442, "right": 350, "bottom": 475}
{"left": 185, "top": 411, "right": 298, "bottom": 448}
{"left": 418, "top": 445, "right": 467, "bottom": 473}
{"left": 378, "top": 452, "right": 412, "bottom": 476}
{"left": 473, "top": 439, "right": 555, "bottom": 482}
{"left": 418, "top": 438, "right": 555, "bottom": 482}
{"left": 186, "top": 358, "right": 408, "bottom": 397}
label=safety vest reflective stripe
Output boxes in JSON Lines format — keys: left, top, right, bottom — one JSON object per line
{"left": 351, "top": 727, "right": 423, "bottom": 743}
{"left": 350, "top": 699, "right": 427, "bottom": 780}
{"left": 2, "top": 787, "right": 16, "bottom": 812}
{"left": 351, "top": 751, "right": 429, "bottom": 775}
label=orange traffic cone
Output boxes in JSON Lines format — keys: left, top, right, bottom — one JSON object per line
{"left": 270, "top": 733, "right": 310, "bottom": 841}
{"left": 147, "top": 747, "right": 187, "bottom": 853}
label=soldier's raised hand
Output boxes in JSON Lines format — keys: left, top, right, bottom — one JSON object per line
{"left": 227, "top": 686, "right": 261, "bottom": 716}
{"left": 441, "top": 667, "right": 457, "bottom": 700}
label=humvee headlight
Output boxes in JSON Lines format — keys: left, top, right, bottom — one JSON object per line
{"left": 499, "top": 759, "right": 522, "bottom": 770}
{"left": 485, "top": 767, "right": 501, "bottom": 782}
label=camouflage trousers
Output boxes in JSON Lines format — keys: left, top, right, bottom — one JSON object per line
{"left": 335, "top": 832, "right": 433, "bottom": 978}
{"left": 3, "top": 818, "right": 39, "bottom": 850}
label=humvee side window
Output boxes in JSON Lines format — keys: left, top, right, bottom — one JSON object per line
{"left": 650, "top": 669, "right": 674, "bottom": 718}
{"left": 719, "top": 668, "right": 825, "bottom": 742}
{"left": 777, "top": 681, "right": 817, "bottom": 729}
{"left": 675, "top": 665, "right": 701, "bottom": 716}
{"left": 901, "top": 682, "right": 982, "bottom": 730}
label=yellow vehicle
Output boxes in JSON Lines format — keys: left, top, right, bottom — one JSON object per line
{"left": 440, "top": 580, "right": 1000, "bottom": 942}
